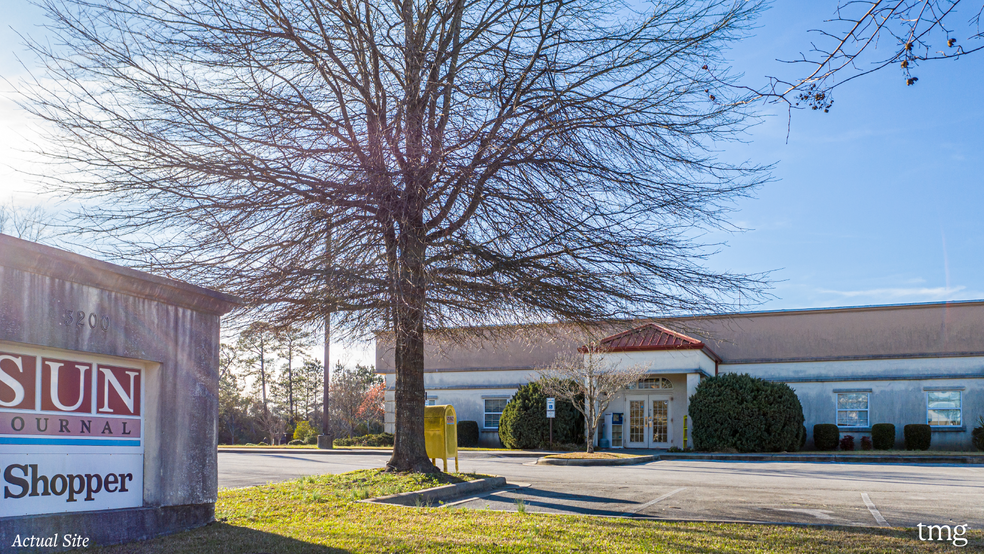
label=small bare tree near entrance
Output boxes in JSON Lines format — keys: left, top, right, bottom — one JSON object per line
{"left": 538, "top": 347, "right": 648, "bottom": 454}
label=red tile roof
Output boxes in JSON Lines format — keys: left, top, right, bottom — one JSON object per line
{"left": 580, "top": 323, "right": 711, "bottom": 354}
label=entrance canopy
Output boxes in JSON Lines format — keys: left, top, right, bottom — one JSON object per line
{"left": 587, "top": 323, "right": 720, "bottom": 449}
{"left": 583, "top": 322, "right": 720, "bottom": 361}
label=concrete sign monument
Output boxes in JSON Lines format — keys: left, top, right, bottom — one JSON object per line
{"left": 0, "top": 234, "right": 238, "bottom": 548}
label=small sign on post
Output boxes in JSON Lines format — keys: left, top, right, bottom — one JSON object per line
{"left": 546, "top": 397, "right": 555, "bottom": 448}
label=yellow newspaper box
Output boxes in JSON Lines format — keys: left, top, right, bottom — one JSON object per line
{"left": 424, "top": 405, "right": 458, "bottom": 472}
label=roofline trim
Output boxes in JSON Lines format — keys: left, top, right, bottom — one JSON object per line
{"left": 0, "top": 234, "right": 241, "bottom": 315}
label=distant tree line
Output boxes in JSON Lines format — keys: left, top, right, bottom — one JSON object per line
{"left": 219, "top": 323, "right": 383, "bottom": 445}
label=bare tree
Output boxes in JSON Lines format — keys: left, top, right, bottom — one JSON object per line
{"left": 275, "top": 325, "right": 315, "bottom": 421}
{"left": 257, "top": 407, "right": 287, "bottom": 446}
{"left": 237, "top": 322, "right": 277, "bottom": 415}
{"left": 744, "top": 1, "right": 984, "bottom": 111}
{"left": 298, "top": 359, "right": 325, "bottom": 425}
{"left": 538, "top": 348, "right": 649, "bottom": 453}
{"left": 20, "top": 0, "right": 769, "bottom": 472}
{"left": 0, "top": 201, "right": 51, "bottom": 243}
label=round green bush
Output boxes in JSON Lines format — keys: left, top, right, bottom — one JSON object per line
{"left": 871, "top": 423, "right": 896, "bottom": 450}
{"left": 904, "top": 424, "right": 931, "bottom": 451}
{"left": 813, "top": 424, "right": 839, "bottom": 451}
{"left": 293, "top": 420, "right": 318, "bottom": 442}
{"left": 973, "top": 416, "right": 984, "bottom": 452}
{"left": 498, "top": 382, "right": 583, "bottom": 449}
{"left": 457, "top": 420, "right": 480, "bottom": 447}
{"left": 688, "top": 373, "right": 806, "bottom": 453}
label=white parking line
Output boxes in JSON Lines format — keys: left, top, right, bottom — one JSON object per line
{"left": 861, "top": 492, "right": 889, "bottom": 527}
{"left": 622, "top": 487, "right": 687, "bottom": 517}
{"left": 441, "top": 483, "right": 530, "bottom": 508}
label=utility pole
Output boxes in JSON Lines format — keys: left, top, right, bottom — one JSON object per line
{"left": 318, "top": 219, "right": 334, "bottom": 449}
{"left": 318, "top": 313, "right": 333, "bottom": 449}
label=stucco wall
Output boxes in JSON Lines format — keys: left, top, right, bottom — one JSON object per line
{"left": 722, "top": 357, "right": 983, "bottom": 450}
{"left": 595, "top": 349, "right": 716, "bottom": 376}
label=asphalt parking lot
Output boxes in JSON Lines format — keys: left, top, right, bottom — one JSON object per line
{"left": 218, "top": 450, "right": 983, "bottom": 528}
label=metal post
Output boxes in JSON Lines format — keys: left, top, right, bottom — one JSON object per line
{"left": 317, "top": 313, "right": 333, "bottom": 449}
{"left": 549, "top": 418, "right": 553, "bottom": 449}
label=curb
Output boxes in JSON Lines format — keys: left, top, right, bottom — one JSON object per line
{"left": 360, "top": 476, "right": 507, "bottom": 506}
{"left": 217, "top": 447, "right": 550, "bottom": 457}
{"left": 657, "top": 453, "right": 984, "bottom": 464}
{"left": 219, "top": 447, "right": 388, "bottom": 455}
{"left": 536, "top": 455, "right": 656, "bottom": 466}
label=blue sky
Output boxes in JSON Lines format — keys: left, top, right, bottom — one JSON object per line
{"left": 706, "top": 2, "right": 984, "bottom": 310}
{"left": 1, "top": 2, "right": 982, "bottom": 364}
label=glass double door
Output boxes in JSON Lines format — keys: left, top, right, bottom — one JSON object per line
{"left": 625, "top": 395, "right": 671, "bottom": 449}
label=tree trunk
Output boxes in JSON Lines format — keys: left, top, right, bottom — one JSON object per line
{"left": 386, "top": 209, "right": 436, "bottom": 473}
{"left": 586, "top": 404, "right": 596, "bottom": 454}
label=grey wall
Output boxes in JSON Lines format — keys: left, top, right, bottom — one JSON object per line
{"left": 0, "top": 234, "right": 238, "bottom": 547}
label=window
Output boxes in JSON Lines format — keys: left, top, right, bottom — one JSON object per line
{"left": 629, "top": 377, "right": 672, "bottom": 390}
{"left": 426, "top": 397, "right": 437, "bottom": 406}
{"left": 836, "top": 392, "right": 869, "bottom": 427}
{"left": 484, "top": 398, "right": 507, "bottom": 429}
{"left": 927, "top": 391, "right": 961, "bottom": 426}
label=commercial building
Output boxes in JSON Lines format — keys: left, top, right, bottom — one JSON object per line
{"left": 378, "top": 300, "right": 983, "bottom": 450}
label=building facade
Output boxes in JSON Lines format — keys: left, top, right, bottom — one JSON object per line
{"left": 377, "top": 300, "right": 984, "bottom": 450}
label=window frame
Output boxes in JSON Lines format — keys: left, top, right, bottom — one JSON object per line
{"left": 835, "top": 391, "right": 870, "bottom": 428}
{"left": 483, "top": 398, "right": 507, "bottom": 430}
{"left": 926, "top": 390, "right": 962, "bottom": 427}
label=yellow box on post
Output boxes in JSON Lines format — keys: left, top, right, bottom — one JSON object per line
{"left": 424, "top": 405, "right": 458, "bottom": 472}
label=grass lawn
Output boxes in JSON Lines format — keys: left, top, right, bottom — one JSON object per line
{"left": 80, "top": 469, "right": 982, "bottom": 553}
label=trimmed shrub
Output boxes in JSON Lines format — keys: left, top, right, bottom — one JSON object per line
{"left": 860, "top": 436, "right": 873, "bottom": 450}
{"left": 973, "top": 416, "right": 984, "bottom": 452}
{"left": 799, "top": 424, "right": 807, "bottom": 450}
{"left": 839, "top": 435, "right": 855, "bottom": 451}
{"left": 688, "top": 373, "right": 805, "bottom": 453}
{"left": 333, "top": 432, "right": 394, "bottom": 447}
{"left": 904, "top": 424, "right": 932, "bottom": 451}
{"left": 457, "top": 421, "right": 480, "bottom": 447}
{"left": 871, "top": 423, "right": 896, "bottom": 450}
{"left": 813, "top": 424, "right": 839, "bottom": 451}
{"left": 287, "top": 439, "right": 304, "bottom": 446}
{"left": 498, "top": 381, "right": 583, "bottom": 449}
{"left": 303, "top": 435, "right": 318, "bottom": 445}
{"left": 293, "top": 420, "right": 318, "bottom": 442}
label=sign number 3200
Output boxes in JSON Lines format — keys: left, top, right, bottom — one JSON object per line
{"left": 62, "top": 310, "right": 110, "bottom": 331}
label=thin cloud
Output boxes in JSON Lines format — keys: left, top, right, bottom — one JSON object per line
{"left": 816, "top": 286, "right": 976, "bottom": 301}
